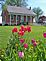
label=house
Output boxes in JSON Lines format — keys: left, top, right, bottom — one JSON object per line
{"left": 39, "top": 16, "right": 46, "bottom": 21}
{"left": 39, "top": 16, "right": 46, "bottom": 23}
{"left": 2, "top": 5, "right": 36, "bottom": 25}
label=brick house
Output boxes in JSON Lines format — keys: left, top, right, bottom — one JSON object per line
{"left": 2, "top": 5, "right": 36, "bottom": 25}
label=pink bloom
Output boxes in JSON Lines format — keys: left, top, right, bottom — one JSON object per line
{"left": 18, "top": 51, "right": 24, "bottom": 58}
{"left": 20, "top": 39, "right": 25, "bottom": 43}
{"left": 24, "top": 43, "right": 28, "bottom": 48}
{"left": 43, "top": 32, "right": 46, "bottom": 38}
{"left": 33, "top": 42, "right": 37, "bottom": 47}
{"left": 31, "top": 39, "right": 37, "bottom": 47}
{"left": 31, "top": 39, "right": 35, "bottom": 43}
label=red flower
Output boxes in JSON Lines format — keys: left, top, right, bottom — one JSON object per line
{"left": 12, "top": 27, "right": 18, "bottom": 33}
{"left": 33, "top": 42, "right": 37, "bottom": 47}
{"left": 27, "top": 26, "right": 31, "bottom": 32}
{"left": 31, "top": 39, "right": 35, "bottom": 43}
{"left": 19, "top": 29, "right": 22, "bottom": 31}
{"left": 18, "top": 31, "right": 24, "bottom": 36}
{"left": 24, "top": 43, "right": 28, "bottom": 48}
{"left": 21, "top": 25, "right": 24, "bottom": 29}
{"left": 24, "top": 27, "right": 27, "bottom": 32}
{"left": 43, "top": 32, "right": 46, "bottom": 38}
{"left": 21, "top": 25, "right": 25, "bottom": 31}
{"left": 20, "top": 39, "right": 25, "bottom": 43}
{"left": 20, "top": 25, "right": 27, "bottom": 32}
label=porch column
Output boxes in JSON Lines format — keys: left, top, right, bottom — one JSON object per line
{"left": 16, "top": 15, "right": 17, "bottom": 25}
{"left": 21, "top": 15, "right": 22, "bottom": 24}
{"left": 32, "top": 16, "right": 33, "bottom": 23}
{"left": 10, "top": 15, "right": 11, "bottom": 25}
{"left": 30, "top": 16, "right": 32, "bottom": 23}
{"left": 26, "top": 16, "right": 27, "bottom": 22}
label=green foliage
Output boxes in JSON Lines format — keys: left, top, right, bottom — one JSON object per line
{"left": 2, "top": 0, "right": 28, "bottom": 14}
{"left": 0, "top": 49, "right": 6, "bottom": 61}
{"left": 2, "top": 4, "right": 7, "bottom": 11}
{"left": 0, "top": 26, "right": 46, "bottom": 49}
{"left": 5, "top": 0, "right": 28, "bottom": 7}
{"left": 0, "top": 26, "right": 46, "bottom": 61}
{"left": 33, "top": 7, "right": 43, "bottom": 20}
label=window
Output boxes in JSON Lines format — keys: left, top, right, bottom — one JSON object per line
{"left": 11, "top": 14, "right": 14, "bottom": 21}
{"left": 17, "top": 15, "right": 21, "bottom": 21}
{"left": 17, "top": 15, "right": 19, "bottom": 21}
{"left": 27, "top": 16, "right": 30, "bottom": 21}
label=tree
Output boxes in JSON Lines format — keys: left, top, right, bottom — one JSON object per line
{"left": 2, "top": 4, "right": 7, "bottom": 11}
{"left": 2, "top": 0, "right": 28, "bottom": 17}
{"left": 2, "top": 0, "right": 28, "bottom": 12}
{"left": 5, "top": 0, "right": 28, "bottom": 7}
{"left": 33, "top": 7, "right": 43, "bottom": 22}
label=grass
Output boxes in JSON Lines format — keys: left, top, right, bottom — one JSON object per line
{"left": 0, "top": 26, "right": 46, "bottom": 49}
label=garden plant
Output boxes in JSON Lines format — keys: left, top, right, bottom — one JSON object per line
{"left": 0, "top": 25, "right": 46, "bottom": 61}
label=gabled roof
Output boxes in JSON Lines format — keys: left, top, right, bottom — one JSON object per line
{"left": 7, "top": 5, "right": 36, "bottom": 16}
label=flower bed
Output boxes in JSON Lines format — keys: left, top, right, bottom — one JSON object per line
{"left": 0, "top": 25, "right": 46, "bottom": 61}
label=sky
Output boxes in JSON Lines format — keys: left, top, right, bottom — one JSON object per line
{"left": 0, "top": 0, "right": 46, "bottom": 23}
{"left": 27, "top": 0, "right": 46, "bottom": 15}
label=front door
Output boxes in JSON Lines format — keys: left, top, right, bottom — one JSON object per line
{"left": 27, "top": 16, "right": 30, "bottom": 23}
{"left": 24, "top": 16, "right": 26, "bottom": 22}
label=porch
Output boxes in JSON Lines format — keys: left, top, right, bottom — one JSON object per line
{"left": 5, "top": 14, "right": 34, "bottom": 25}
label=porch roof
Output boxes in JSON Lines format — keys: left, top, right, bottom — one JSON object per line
{"left": 7, "top": 6, "right": 36, "bottom": 16}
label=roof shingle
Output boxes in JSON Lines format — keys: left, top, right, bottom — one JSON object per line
{"left": 7, "top": 6, "right": 36, "bottom": 16}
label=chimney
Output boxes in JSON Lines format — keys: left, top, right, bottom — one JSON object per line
{"left": 29, "top": 7, "right": 31, "bottom": 10}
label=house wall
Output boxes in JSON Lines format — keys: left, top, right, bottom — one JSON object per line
{"left": 6, "top": 15, "right": 10, "bottom": 24}
{"left": 24, "top": 16, "right": 26, "bottom": 22}
{"left": 2, "top": 10, "right": 10, "bottom": 25}
{"left": 2, "top": 10, "right": 34, "bottom": 25}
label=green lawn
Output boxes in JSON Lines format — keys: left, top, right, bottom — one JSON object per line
{"left": 0, "top": 26, "right": 46, "bottom": 49}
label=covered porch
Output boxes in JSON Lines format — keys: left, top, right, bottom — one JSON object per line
{"left": 8, "top": 14, "right": 33, "bottom": 25}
